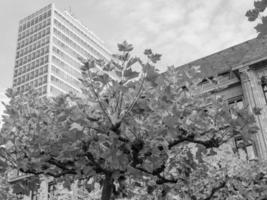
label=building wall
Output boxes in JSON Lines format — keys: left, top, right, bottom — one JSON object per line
{"left": 12, "top": 4, "right": 52, "bottom": 97}
{"left": 49, "top": 4, "right": 111, "bottom": 97}
{"left": 238, "top": 65, "right": 267, "bottom": 160}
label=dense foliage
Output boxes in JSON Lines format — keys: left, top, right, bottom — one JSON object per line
{"left": 0, "top": 41, "right": 265, "bottom": 200}
{"left": 0, "top": 163, "right": 16, "bottom": 200}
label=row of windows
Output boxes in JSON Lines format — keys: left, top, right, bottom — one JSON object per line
{"left": 52, "top": 46, "right": 81, "bottom": 70}
{"left": 14, "top": 66, "right": 48, "bottom": 86}
{"left": 16, "top": 49, "right": 49, "bottom": 68}
{"left": 50, "top": 85, "right": 65, "bottom": 96}
{"left": 53, "top": 36, "right": 86, "bottom": 63}
{"left": 198, "top": 72, "right": 235, "bottom": 88}
{"left": 51, "top": 56, "right": 81, "bottom": 78}
{"left": 51, "top": 65, "right": 81, "bottom": 88}
{"left": 18, "top": 18, "right": 51, "bottom": 41}
{"left": 54, "top": 19, "right": 105, "bottom": 60}
{"left": 54, "top": 10, "right": 110, "bottom": 57}
{"left": 19, "top": 10, "right": 51, "bottom": 32}
{"left": 16, "top": 42, "right": 49, "bottom": 61}
{"left": 54, "top": 28, "right": 94, "bottom": 60}
{"left": 17, "top": 28, "right": 50, "bottom": 50}
{"left": 18, "top": 85, "right": 47, "bottom": 97}
{"left": 20, "top": 77, "right": 47, "bottom": 93}
{"left": 20, "top": 4, "right": 51, "bottom": 24}
{"left": 51, "top": 75, "right": 79, "bottom": 94}
{"left": 16, "top": 78, "right": 47, "bottom": 94}
{"left": 15, "top": 56, "right": 49, "bottom": 78}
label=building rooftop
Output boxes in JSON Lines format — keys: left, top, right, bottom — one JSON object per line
{"left": 176, "top": 36, "right": 267, "bottom": 77}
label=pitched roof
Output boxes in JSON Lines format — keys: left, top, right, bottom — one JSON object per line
{"left": 176, "top": 36, "right": 267, "bottom": 77}
{"left": 240, "top": 36, "right": 267, "bottom": 66}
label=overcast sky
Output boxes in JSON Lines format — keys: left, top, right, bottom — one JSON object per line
{"left": 0, "top": 0, "right": 257, "bottom": 94}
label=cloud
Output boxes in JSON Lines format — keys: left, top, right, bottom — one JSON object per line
{"left": 92, "top": 0, "right": 256, "bottom": 71}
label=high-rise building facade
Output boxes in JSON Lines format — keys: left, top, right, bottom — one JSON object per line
{"left": 12, "top": 3, "right": 111, "bottom": 97}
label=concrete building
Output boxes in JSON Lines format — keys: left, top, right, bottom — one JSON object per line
{"left": 176, "top": 36, "right": 267, "bottom": 161}
{"left": 12, "top": 3, "right": 111, "bottom": 97}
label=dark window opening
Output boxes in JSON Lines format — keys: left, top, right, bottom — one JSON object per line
{"left": 261, "top": 76, "right": 267, "bottom": 103}
{"left": 228, "top": 97, "right": 243, "bottom": 110}
{"left": 48, "top": 181, "right": 56, "bottom": 200}
{"left": 234, "top": 136, "right": 256, "bottom": 160}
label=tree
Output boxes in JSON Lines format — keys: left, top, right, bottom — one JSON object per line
{"left": 246, "top": 0, "right": 267, "bottom": 37}
{"left": 0, "top": 41, "right": 263, "bottom": 200}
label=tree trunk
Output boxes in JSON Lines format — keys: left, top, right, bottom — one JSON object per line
{"left": 101, "top": 173, "right": 113, "bottom": 200}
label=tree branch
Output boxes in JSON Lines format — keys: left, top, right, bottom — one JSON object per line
{"left": 85, "top": 152, "right": 108, "bottom": 174}
{"left": 0, "top": 150, "right": 17, "bottom": 168}
{"left": 20, "top": 167, "right": 76, "bottom": 178}
{"left": 168, "top": 136, "right": 221, "bottom": 149}
{"left": 204, "top": 177, "right": 228, "bottom": 200}
{"left": 121, "top": 74, "right": 145, "bottom": 120}
{"left": 47, "top": 157, "right": 74, "bottom": 171}
{"left": 117, "top": 56, "right": 128, "bottom": 117}
{"left": 88, "top": 84, "right": 113, "bottom": 125}
{"left": 168, "top": 125, "right": 231, "bottom": 149}
{"left": 133, "top": 165, "right": 179, "bottom": 184}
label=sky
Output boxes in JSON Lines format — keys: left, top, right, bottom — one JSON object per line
{"left": 0, "top": 0, "right": 257, "bottom": 94}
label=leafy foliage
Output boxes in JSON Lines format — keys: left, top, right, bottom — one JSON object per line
{"left": 0, "top": 41, "right": 263, "bottom": 200}
{"left": 246, "top": 0, "right": 267, "bottom": 37}
{"left": 0, "top": 171, "right": 17, "bottom": 200}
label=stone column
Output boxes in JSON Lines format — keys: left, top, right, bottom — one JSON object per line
{"left": 71, "top": 181, "right": 78, "bottom": 200}
{"left": 239, "top": 66, "right": 267, "bottom": 160}
{"left": 37, "top": 176, "right": 49, "bottom": 200}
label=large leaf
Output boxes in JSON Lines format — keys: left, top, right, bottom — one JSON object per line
{"left": 117, "top": 41, "right": 133, "bottom": 52}
{"left": 255, "top": 17, "right": 267, "bottom": 37}
{"left": 246, "top": 9, "right": 259, "bottom": 21}
{"left": 124, "top": 68, "right": 139, "bottom": 80}
{"left": 254, "top": 0, "right": 267, "bottom": 12}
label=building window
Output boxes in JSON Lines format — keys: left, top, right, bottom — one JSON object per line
{"left": 31, "top": 190, "right": 39, "bottom": 200}
{"left": 261, "top": 76, "right": 267, "bottom": 103}
{"left": 234, "top": 136, "right": 257, "bottom": 160}
{"left": 48, "top": 181, "right": 56, "bottom": 200}
{"left": 228, "top": 97, "right": 244, "bottom": 112}
{"left": 16, "top": 193, "right": 24, "bottom": 200}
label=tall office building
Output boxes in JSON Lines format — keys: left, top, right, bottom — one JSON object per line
{"left": 12, "top": 3, "right": 111, "bottom": 97}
